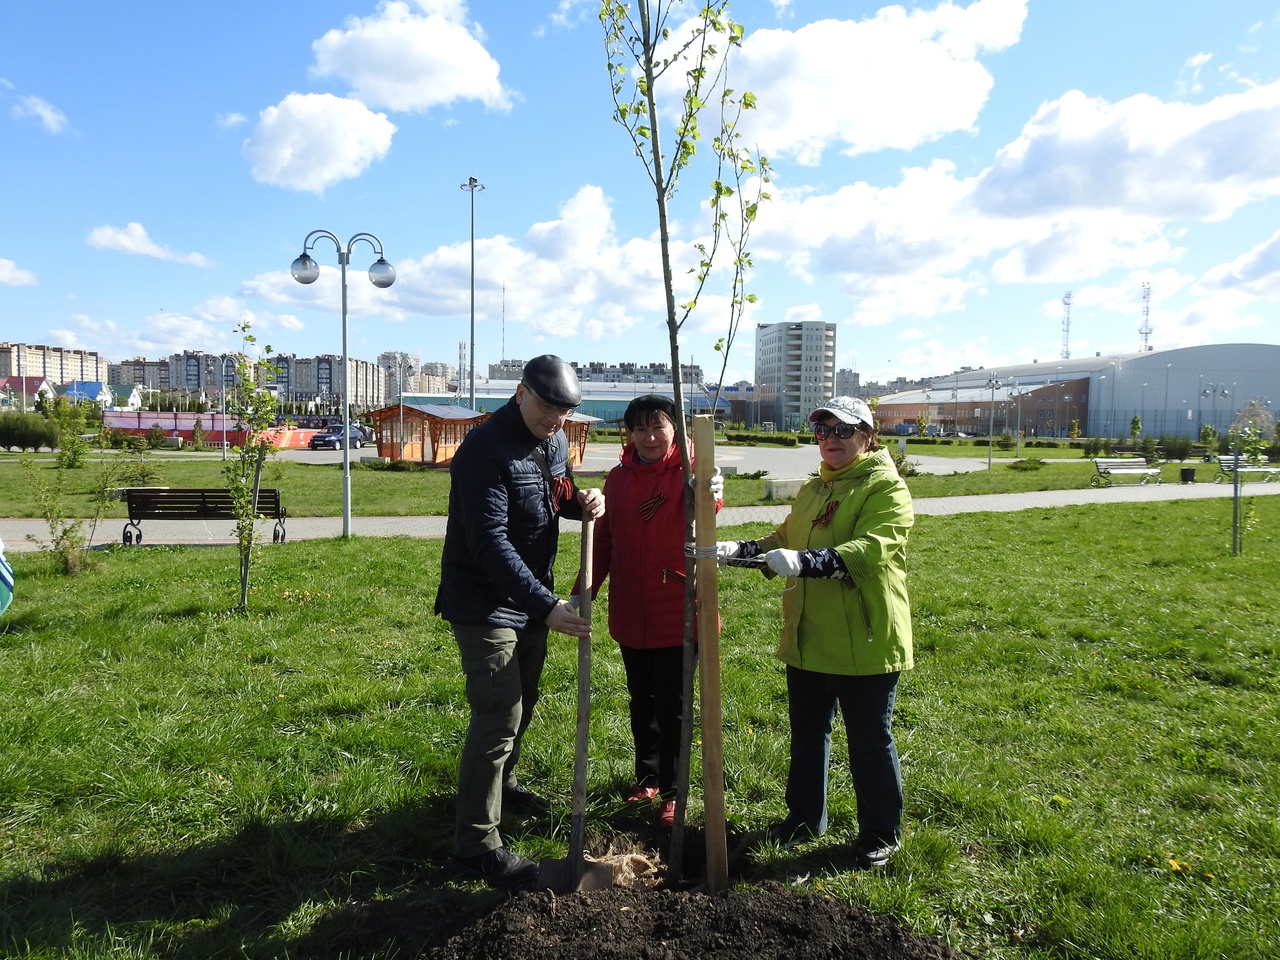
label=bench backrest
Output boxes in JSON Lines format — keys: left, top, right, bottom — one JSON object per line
{"left": 125, "top": 488, "right": 282, "bottom": 519}
{"left": 1217, "top": 455, "right": 1270, "bottom": 468}
{"left": 1093, "top": 458, "right": 1155, "bottom": 471}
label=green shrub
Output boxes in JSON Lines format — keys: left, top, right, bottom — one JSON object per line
{"left": 1160, "top": 435, "right": 1193, "bottom": 462}
{"left": 0, "top": 411, "right": 56, "bottom": 451}
{"left": 726, "top": 432, "right": 799, "bottom": 446}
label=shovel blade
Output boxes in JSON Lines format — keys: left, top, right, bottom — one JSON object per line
{"left": 536, "top": 855, "right": 614, "bottom": 893}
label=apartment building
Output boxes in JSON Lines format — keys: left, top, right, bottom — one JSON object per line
{"left": 1, "top": 342, "right": 110, "bottom": 384}
{"left": 754, "top": 321, "right": 836, "bottom": 431}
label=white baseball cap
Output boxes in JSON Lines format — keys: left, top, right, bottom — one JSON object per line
{"left": 809, "top": 396, "right": 874, "bottom": 429}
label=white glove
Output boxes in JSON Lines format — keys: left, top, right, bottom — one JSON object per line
{"left": 685, "top": 541, "right": 740, "bottom": 561}
{"left": 764, "top": 548, "right": 803, "bottom": 577}
{"left": 708, "top": 467, "right": 724, "bottom": 501}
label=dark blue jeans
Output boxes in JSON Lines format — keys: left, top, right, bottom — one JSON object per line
{"left": 784, "top": 665, "right": 902, "bottom": 843}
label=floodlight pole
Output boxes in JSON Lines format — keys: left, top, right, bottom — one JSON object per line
{"left": 291, "top": 230, "right": 396, "bottom": 538}
{"left": 460, "top": 176, "right": 485, "bottom": 410}
{"left": 986, "top": 376, "right": 1001, "bottom": 470}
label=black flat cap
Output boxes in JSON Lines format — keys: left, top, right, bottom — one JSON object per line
{"left": 521, "top": 355, "right": 581, "bottom": 408}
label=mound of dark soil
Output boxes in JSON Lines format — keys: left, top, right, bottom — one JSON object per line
{"left": 430, "top": 883, "right": 969, "bottom": 960}
{"left": 333, "top": 882, "right": 972, "bottom": 959}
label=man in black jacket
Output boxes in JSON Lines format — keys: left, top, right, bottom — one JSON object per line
{"left": 436, "top": 355, "right": 605, "bottom": 889}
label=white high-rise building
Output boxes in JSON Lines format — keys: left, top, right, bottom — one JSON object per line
{"left": 754, "top": 321, "right": 836, "bottom": 431}
{"left": 378, "top": 351, "right": 420, "bottom": 398}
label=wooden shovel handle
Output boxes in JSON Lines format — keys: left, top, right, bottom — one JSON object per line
{"left": 569, "top": 516, "right": 594, "bottom": 877}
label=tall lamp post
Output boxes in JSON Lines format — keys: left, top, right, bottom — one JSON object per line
{"left": 1202, "top": 383, "right": 1229, "bottom": 439}
{"left": 1012, "top": 387, "right": 1025, "bottom": 457}
{"left": 1098, "top": 375, "right": 1107, "bottom": 438}
{"left": 1054, "top": 366, "right": 1063, "bottom": 438}
{"left": 1163, "top": 363, "right": 1172, "bottom": 437}
{"left": 460, "top": 176, "right": 485, "bottom": 410}
{"left": 291, "top": 230, "right": 396, "bottom": 538}
{"left": 397, "top": 354, "right": 414, "bottom": 462}
{"left": 986, "top": 375, "right": 1001, "bottom": 470}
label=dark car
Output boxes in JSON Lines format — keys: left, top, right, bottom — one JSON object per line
{"left": 308, "top": 426, "right": 363, "bottom": 450}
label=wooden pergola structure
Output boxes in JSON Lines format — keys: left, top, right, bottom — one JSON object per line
{"left": 367, "top": 402, "right": 600, "bottom": 467}
{"left": 563, "top": 412, "right": 601, "bottom": 467}
{"left": 366, "top": 402, "right": 486, "bottom": 466}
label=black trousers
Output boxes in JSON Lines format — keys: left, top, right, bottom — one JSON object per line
{"left": 619, "top": 644, "right": 685, "bottom": 797}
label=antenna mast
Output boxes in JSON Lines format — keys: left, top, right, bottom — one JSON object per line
{"left": 1060, "top": 291, "right": 1072, "bottom": 360}
{"left": 1139, "top": 282, "right": 1152, "bottom": 352}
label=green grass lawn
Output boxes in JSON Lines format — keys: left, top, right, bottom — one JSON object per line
{"left": 2, "top": 497, "right": 1277, "bottom": 958}
{"left": 0, "top": 449, "right": 1224, "bottom": 518}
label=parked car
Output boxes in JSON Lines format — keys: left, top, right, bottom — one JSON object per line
{"left": 308, "top": 426, "right": 363, "bottom": 450}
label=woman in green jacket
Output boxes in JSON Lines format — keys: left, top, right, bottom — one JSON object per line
{"left": 709, "top": 396, "right": 913, "bottom": 868}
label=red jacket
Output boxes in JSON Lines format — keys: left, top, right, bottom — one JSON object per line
{"left": 585, "top": 442, "right": 719, "bottom": 649}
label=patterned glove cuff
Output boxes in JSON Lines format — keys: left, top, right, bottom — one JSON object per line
{"left": 737, "top": 540, "right": 763, "bottom": 560}
{"left": 798, "top": 547, "right": 851, "bottom": 579}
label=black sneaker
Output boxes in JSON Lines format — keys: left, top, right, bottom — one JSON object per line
{"left": 765, "top": 815, "right": 823, "bottom": 847}
{"left": 502, "top": 782, "right": 551, "bottom": 817}
{"left": 449, "top": 846, "right": 538, "bottom": 890}
{"left": 853, "top": 835, "right": 901, "bottom": 869}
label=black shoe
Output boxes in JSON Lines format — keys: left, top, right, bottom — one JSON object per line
{"left": 853, "top": 835, "right": 901, "bottom": 869}
{"left": 449, "top": 846, "right": 538, "bottom": 890}
{"left": 503, "top": 782, "right": 551, "bottom": 817}
{"left": 765, "top": 815, "right": 823, "bottom": 847}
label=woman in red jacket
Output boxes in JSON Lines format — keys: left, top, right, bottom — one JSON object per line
{"left": 580, "top": 394, "right": 721, "bottom": 826}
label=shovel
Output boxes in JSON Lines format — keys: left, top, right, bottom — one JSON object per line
{"left": 537, "top": 516, "right": 614, "bottom": 892}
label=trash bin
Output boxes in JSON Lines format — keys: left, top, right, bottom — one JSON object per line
{"left": 1180, "top": 467, "right": 1196, "bottom": 484}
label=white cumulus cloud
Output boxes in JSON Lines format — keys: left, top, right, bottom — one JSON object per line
{"left": 974, "top": 82, "right": 1280, "bottom": 221}
{"left": 243, "top": 92, "right": 396, "bottom": 193}
{"left": 731, "top": 0, "right": 1027, "bottom": 164}
{"left": 1197, "top": 229, "right": 1280, "bottom": 297}
{"left": 0, "top": 258, "right": 37, "bottom": 286}
{"left": 11, "top": 94, "right": 68, "bottom": 134}
{"left": 246, "top": 184, "right": 701, "bottom": 345}
{"left": 85, "top": 223, "right": 213, "bottom": 267}
{"left": 310, "top": 0, "right": 511, "bottom": 112}
{"left": 750, "top": 72, "right": 1280, "bottom": 332}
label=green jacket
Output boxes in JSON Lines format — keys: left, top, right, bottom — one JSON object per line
{"left": 757, "top": 447, "right": 914, "bottom": 676}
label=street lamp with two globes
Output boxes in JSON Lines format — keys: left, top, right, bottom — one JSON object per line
{"left": 291, "top": 230, "right": 395, "bottom": 538}
{"left": 986, "top": 375, "right": 1002, "bottom": 470}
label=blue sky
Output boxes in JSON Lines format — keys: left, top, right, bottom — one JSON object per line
{"left": 4, "top": 0, "right": 1280, "bottom": 387}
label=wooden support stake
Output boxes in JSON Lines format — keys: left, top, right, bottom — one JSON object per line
{"left": 693, "top": 415, "right": 727, "bottom": 892}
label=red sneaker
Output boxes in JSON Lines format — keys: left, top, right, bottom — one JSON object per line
{"left": 657, "top": 799, "right": 676, "bottom": 827}
{"left": 625, "top": 784, "right": 660, "bottom": 803}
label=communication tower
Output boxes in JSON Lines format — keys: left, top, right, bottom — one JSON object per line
{"left": 1060, "top": 291, "right": 1072, "bottom": 360}
{"left": 1139, "top": 282, "right": 1152, "bottom": 352}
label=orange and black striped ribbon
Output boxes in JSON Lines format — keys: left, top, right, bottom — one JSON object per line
{"left": 812, "top": 500, "right": 839, "bottom": 527}
{"left": 637, "top": 492, "right": 668, "bottom": 521}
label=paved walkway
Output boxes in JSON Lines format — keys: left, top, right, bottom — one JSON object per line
{"left": 4, "top": 473, "right": 1275, "bottom": 552}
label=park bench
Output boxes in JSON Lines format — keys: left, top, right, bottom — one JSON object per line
{"left": 122, "top": 488, "right": 287, "bottom": 546}
{"left": 1089, "top": 457, "right": 1162, "bottom": 487}
{"left": 1213, "top": 455, "right": 1278, "bottom": 484}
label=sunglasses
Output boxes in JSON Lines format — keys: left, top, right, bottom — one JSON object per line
{"left": 525, "top": 387, "right": 574, "bottom": 418}
{"left": 813, "top": 422, "right": 859, "bottom": 441}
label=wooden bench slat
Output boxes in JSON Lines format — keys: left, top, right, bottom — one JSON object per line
{"left": 1214, "top": 456, "right": 1277, "bottom": 483}
{"left": 122, "top": 488, "right": 287, "bottom": 545}
{"left": 1090, "top": 458, "right": 1161, "bottom": 487}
